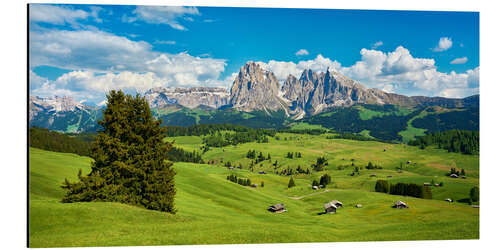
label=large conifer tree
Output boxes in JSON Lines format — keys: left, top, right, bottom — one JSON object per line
{"left": 61, "top": 90, "right": 176, "bottom": 213}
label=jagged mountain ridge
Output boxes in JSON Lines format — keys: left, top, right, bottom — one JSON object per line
{"left": 29, "top": 61, "right": 479, "bottom": 134}
{"left": 145, "top": 87, "right": 229, "bottom": 109}
{"left": 230, "top": 62, "right": 478, "bottom": 118}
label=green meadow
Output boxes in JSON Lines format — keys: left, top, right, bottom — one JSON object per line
{"left": 29, "top": 133, "right": 479, "bottom": 247}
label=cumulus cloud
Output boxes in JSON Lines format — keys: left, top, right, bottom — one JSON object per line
{"left": 29, "top": 29, "right": 228, "bottom": 103}
{"left": 29, "top": 4, "right": 101, "bottom": 27}
{"left": 257, "top": 46, "right": 478, "bottom": 98}
{"left": 371, "top": 41, "right": 383, "bottom": 49}
{"left": 433, "top": 37, "right": 453, "bottom": 52}
{"left": 124, "top": 6, "right": 200, "bottom": 31}
{"left": 341, "top": 46, "right": 477, "bottom": 97}
{"left": 258, "top": 54, "right": 342, "bottom": 81}
{"left": 295, "top": 49, "right": 309, "bottom": 56}
{"left": 450, "top": 57, "right": 468, "bottom": 64}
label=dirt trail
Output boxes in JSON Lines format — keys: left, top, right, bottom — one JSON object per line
{"left": 288, "top": 189, "right": 335, "bottom": 200}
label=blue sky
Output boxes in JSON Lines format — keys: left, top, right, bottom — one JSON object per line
{"left": 29, "top": 4, "right": 479, "bottom": 104}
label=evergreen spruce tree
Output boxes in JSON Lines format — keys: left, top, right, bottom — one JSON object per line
{"left": 470, "top": 186, "right": 479, "bottom": 202}
{"left": 61, "top": 90, "right": 176, "bottom": 213}
{"left": 288, "top": 177, "right": 296, "bottom": 188}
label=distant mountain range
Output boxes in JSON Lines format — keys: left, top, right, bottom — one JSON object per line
{"left": 29, "top": 61, "right": 479, "bottom": 140}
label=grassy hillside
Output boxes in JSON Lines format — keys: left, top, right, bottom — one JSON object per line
{"left": 30, "top": 136, "right": 479, "bottom": 247}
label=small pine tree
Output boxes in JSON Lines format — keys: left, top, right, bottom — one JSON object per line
{"left": 470, "top": 186, "right": 479, "bottom": 202}
{"left": 460, "top": 168, "right": 466, "bottom": 176}
{"left": 261, "top": 181, "right": 264, "bottom": 187}
{"left": 288, "top": 177, "right": 296, "bottom": 188}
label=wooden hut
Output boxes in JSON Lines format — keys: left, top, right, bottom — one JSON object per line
{"left": 423, "top": 182, "right": 431, "bottom": 186}
{"left": 356, "top": 204, "right": 363, "bottom": 208}
{"left": 331, "top": 200, "right": 343, "bottom": 208}
{"left": 324, "top": 202, "right": 337, "bottom": 214}
{"left": 444, "top": 198, "right": 453, "bottom": 202}
{"left": 393, "top": 200, "right": 408, "bottom": 209}
{"left": 268, "top": 203, "right": 287, "bottom": 213}
{"left": 312, "top": 185, "right": 319, "bottom": 190}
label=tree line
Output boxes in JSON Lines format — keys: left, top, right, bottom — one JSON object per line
{"left": 29, "top": 127, "right": 93, "bottom": 157}
{"left": 375, "top": 180, "right": 432, "bottom": 199}
{"left": 227, "top": 174, "right": 252, "bottom": 186}
{"left": 408, "top": 130, "right": 479, "bottom": 155}
{"left": 166, "top": 147, "right": 204, "bottom": 163}
{"left": 202, "top": 130, "right": 270, "bottom": 147}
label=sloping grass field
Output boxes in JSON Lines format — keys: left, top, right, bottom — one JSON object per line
{"left": 29, "top": 133, "right": 479, "bottom": 247}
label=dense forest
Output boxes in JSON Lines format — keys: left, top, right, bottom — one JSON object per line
{"left": 412, "top": 107, "right": 479, "bottom": 132}
{"left": 303, "top": 106, "right": 423, "bottom": 141}
{"left": 408, "top": 130, "right": 479, "bottom": 155}
{"left": 29, "top": 127, "right": 92, "bottom": 156}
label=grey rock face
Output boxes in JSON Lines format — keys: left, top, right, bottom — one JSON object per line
{"left": 29, "top": 96, "right": 90, "bottom": 121}
{"left": 229, "top": 62, "right": 288, "bottom": 114}
{"left": 145, "top": 87, "right": 230, "bottom": 109}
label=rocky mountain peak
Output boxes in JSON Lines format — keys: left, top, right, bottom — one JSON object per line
{"left": 230, "top": 62, "right": 286, "bottom": 113}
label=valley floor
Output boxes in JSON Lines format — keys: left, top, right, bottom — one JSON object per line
{"left": 29, "top": 133, "right": 479, "bottom": 247}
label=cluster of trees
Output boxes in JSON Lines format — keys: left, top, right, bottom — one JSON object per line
{"left": 166, "top": 147, "right": 204, "bottom": 163}
{"left": 365, "top": 162, "right": 383, "bottom": 169}
{"left": 312, "top": 173, "right": 332, "bottom": 188}
{"left": 203, "top": 130, "right": 270, "bottom": 147}
{"left": 286, "top": 152, "right": 302, "bottom": 159}
{"left": 29, "top": 127, "right": 93, "bottom": 156}
{"left": 375, "top": 180, "right": 432, "bottom": 199}
{"left": 408, "top": 130, "right": 479, "bottom": 155}
{"left": 227, "top": 174, "right": 252, "bottom": 186}
{"left": 326, "top": 133, "right": 377, "bottom": 142}
{"left": 277, "top": 166, "right": 311, "bottom": 176}
{"left": 449, "top": 167, "right": 466, "bottom": 176}
{"left": 61, "top": 90, "right": 176, "bottom": 213}
{"left": 311, "top": 156, "right": 328, "bottom": 171}
{"left": 246, "top": 150, "right": 271, "bottom": 164}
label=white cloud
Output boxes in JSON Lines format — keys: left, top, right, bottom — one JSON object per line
{"left": 371, "top": 41, "right": 383, "bottom": 49}
{"left": 29, "top": 29, "right": 228, "bottom": 103}
{"left": 258, "top": 54, "right": 342, "bottom": 82}
{"left": 154, "top": 40, "right": 176, "bottom": 45}
{"left": 29, "top": 4, "right": 101, "bottom": 27}
{"left": 450, "top": 57, "right": 468, "bottom": 64}
{"left": 124, "top": 6, "right": 200, "bottom": 31}
{"left": 341, "top": 46, "right": 477, "bottom": 97}
{"left": 433, "top": 37, "right": 453, "bottom": 52}
{"left": 257, "top": 46, "right": 478, "bottom": 98}
{"left": 295, "top": 49, "right": 309, "bottom": 56}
